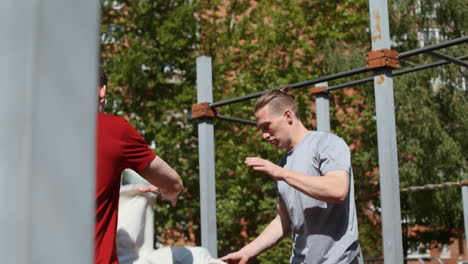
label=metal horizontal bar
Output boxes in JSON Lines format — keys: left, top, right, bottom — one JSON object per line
{"left": 209, "top": 36, "right": 467, "bottom": 108}
{"left": 213, "top": 56, "right": 467, "bottom": 125}
{"left": 216, "top": 114, "right": 257, "bottom": 126}
{"left": 399, "top": 36, "right": 468, "bottom": 59}
{"left": 328, "top": 77, "right": 373, "bottom": 91}
{"left": 210, "top": 90, "right": 268, "bottom": 108}
{"left": 327, "top": 55, "right": 468, "bottom": 91}
{"left": 429, "top": 51, "right": 468, "bottom": 68}
{"left": 209, "top": 67, "right": 369, "bottom": 108}
{"left": 287, "top": 67, "right": 369, "bottom": 89}
{"left": 393, "top": 55, "right": 468, "bottom": 76}
{"left": 365, "top": 257, "right": 442, "bottom": 263}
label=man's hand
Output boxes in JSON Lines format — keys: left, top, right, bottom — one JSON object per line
{"left": 139, "top": 156, "right": 183, "bottom": 206}
{"left": 219, "top": 250, "right": 252, "bottom": 264}
{"left": 245, "top": 157, "right": 284, "bottom": 181}
{"left": 138, "top": 185, "right": 161, "bottom": 195}
{"left": 138, "top": 185, "right": 179, "bottom": 206}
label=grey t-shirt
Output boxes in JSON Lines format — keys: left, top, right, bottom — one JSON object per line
{"left": 277, "top": 131, "right": 359, "bottom": 264}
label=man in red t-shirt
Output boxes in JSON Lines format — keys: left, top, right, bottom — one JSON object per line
{"left": 95, "top": 67, "right": 183, "bottom": 264}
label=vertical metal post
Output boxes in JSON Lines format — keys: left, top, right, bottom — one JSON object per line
{"left": 368, "top": 0, "right": 404, "bottom": 263}
{"left": 462, "top": 185, "right": 468, "bottom": 255}
{"left": 0, "top": 1, "right": 99, "bottom": 263}
{"left": 315, "top": 82, "right": 330, "bottom": 131}
{"left": 196, "top": 56, "right": 218, "bottom": 257}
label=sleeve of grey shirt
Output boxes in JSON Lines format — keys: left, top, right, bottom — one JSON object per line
{"left": 316, "top": 133, "right": 351, "bottom": 175}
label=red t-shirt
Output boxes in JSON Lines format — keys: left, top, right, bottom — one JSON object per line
{"left": 95, "top": 113, "right": 156, "bottom": 264}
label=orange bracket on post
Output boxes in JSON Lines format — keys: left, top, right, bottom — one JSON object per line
{"left": 309, "top": 86, "right": 328, "bottom": 94}
{"left": 366, "top": 49, "right": 400, "bottom": 70}
{"left": 191, "top": 102, "right": 217, "bottom": 119}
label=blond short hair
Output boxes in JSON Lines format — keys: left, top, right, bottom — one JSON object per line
{"left": 254, "top": 86, "right": 299, "bottom": 119}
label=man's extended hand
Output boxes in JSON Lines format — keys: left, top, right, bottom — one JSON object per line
{"left": 245, "top": 157, "right": 284, "bottom": 181}
{"left": 138, "top": 185, "right": 179, "bottom": 206}
{"left": 219, "top": 250, "right": 252, "bottom": 264}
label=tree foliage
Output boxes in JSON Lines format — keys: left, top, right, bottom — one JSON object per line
{"left": 388, "top": 0, "right": 467, "bottom": 256}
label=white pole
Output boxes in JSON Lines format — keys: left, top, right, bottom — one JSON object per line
{"left": 315, "top": 82, "right": 330, "bottom": 132}
{"left": 368, "top": 0, "right": 404, "bottom": 263}
{"left": 462, "top": 185, "right": 468, "bottom": 256}
{"left": 196, "top": 56, "right": 218, "bottom": 257}
{"left": 0, "top": 1, "right": 100, "bottom": 263}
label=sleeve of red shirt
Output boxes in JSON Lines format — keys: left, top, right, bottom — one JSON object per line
{"left": 119, "top": 120, "right": 157, "bottom": 173}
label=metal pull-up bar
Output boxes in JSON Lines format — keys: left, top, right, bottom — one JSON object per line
{"left": 429, "top": 51, "right": 468, "bottom": 68}
{"left": 192, "top": 53, "right": 467, "bottom": 127}
{"left": 204, "top": 35, "right": 467, "bottom": 111}
{"left": 207, "top": 67, "right": 368, "bottom": 108}
{"left": 398, "top": 36, "right": 468, "bottom": 58}
{"left": 192, "top": 36, "right": 466, "bottom": 129}
{"left": 327, "top": 55, "right": 468, "bottom": 92}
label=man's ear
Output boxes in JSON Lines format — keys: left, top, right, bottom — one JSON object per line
{"left": 284, "top": 110, "right": 293, "bottom": 124}
{"left": 99, "top": 85, "right": 107, "bottom": 102}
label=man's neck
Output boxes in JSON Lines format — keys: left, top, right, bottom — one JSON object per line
{"left": 287, "top": 123, "right": 309, "bottom": 150}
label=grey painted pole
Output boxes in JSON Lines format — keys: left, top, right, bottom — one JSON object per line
{"left": 462, "top": 185, "right": 468, "bottom": 255}
{"left": 315, "top": 82, "right": 330, "bottom": 132}
{"left": 0, "top": 1, "right": 99, "bottom": 263}
{"left": 196, "top": 56, "right": 218, "bottom": 257}
{"left": 368, "top": 0, "right": 404, "bottom": 263}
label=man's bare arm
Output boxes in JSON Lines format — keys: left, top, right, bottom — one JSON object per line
{"left": 245, "top": 157, "right": 349, "bottom": 203}
{"left": 139, "top": 156, "right": 183, "bottom": 205}
{"left": 219, "top": 201, "right": 291, "bottom": 263}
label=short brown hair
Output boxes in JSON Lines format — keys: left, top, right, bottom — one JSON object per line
{"left": 254, "top": 86, "right": 299, "bottom": 119}
{"left": 99, "top": 67, "right": 108, "bottom": 87}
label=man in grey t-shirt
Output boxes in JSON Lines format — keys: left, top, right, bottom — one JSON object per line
{"left": 220, "top": 87, "right": 360, "bottom": 264}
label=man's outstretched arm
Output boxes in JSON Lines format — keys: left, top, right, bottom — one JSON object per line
{"left": 220, "top": 200, "right": 291, "bottom": 264}
{"left": 245, "top": 157, "right": 349, "bottom": 203}
{"left": 139, "top": 156, "right": 183, "bottom": 206}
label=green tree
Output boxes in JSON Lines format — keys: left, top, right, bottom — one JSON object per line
{"left": 388, "top": 0, "right": 467, "bottom": 258}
